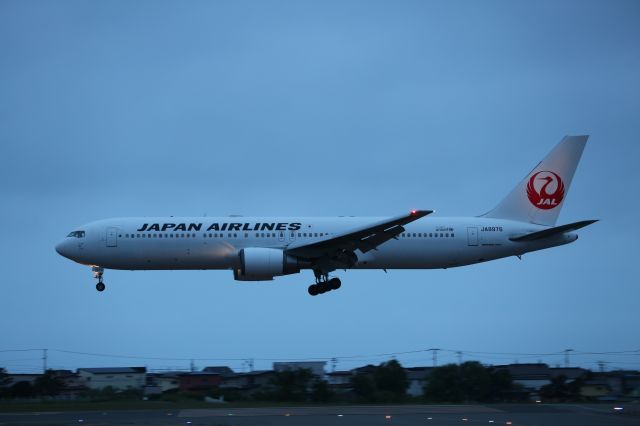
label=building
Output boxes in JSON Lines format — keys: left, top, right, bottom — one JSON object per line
{"left": 549, "top": 367, "right": 588, "bottom": 381}
{"left": 220, "top": 370, "right": 277, "bottom": 396}
{"left": 203, "top": 366, "right": 235, "bottom": 377}
{"left": 494, "top": 364, "right": 551, "bottom": 391}
{"left": 145, "top": 372, "right": 181, "bottom": 393}
{"left": 5, "top": 373, "right": 41, "bottom": 387}
{"left": 51, "top": 370, "right": 87, "bottom": 399}
{"left": 580, "top": 381, "right": 613, "bottom": 399}
{"left": 273, "top": 361, "right": 326, "bottom": 378}
{"left": 326, "top": 370, "right": 353, "bottom": 393}
{"left": 77, "top": 367, "right": 146, "bottom": 390}
{"left": 178, "top": 372, "right": 221, "bottom": 392}
{"left": 405, "top": 367, "right": 433, "bottom": 397}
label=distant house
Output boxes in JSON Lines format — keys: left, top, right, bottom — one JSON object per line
{"left": 145, "top": 372, "right": 182, "bottom": 393}
{"left": 581, "top": 381, "right": 613, "bottom": 399}
{"left": 220, "top": 370, "right": 276, "bottom": 394}
{"left": 549, "top": 367, "right": 588, "bottom": 381}
{"left": 77, "top": 367, "right": 146, "bottom": 390}
{"left": 203, "top": 366, "right": 235, "bottom": 377}
{"left": 178, "top": 372, "right": 221, "bottom": 392}
{"left": 5, "top": 373, "right": 41, "bottom": 386}
{"left": 326, "top": 370, "right": 353, "bottom": 393}
{"left": 351, "top": 364, "right": 377, "bottom": 376}
{"left": 494, "top": 364, "right": 551, "bottom": 391}
{"left": 623, "top": 372, "right": 640, "bottom": 397}
{"left": 273, "top": 361, "right": 326, "bottom": 378}
{"left": 580, "top": 371, "right": 640, "bottom": 400}
{"left": 405, "top": 367, "right": 433, "bottom": 397}
{"left": 51, "top": 370, "right": 87, "bottom": 399}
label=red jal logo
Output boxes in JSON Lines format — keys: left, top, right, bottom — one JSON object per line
{"left": 527, "top": 171, "right": 565, "bottom": 209}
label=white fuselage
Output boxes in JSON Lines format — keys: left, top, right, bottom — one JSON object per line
{"left": 55, "top": 216, "right": 577, "bottom": 272}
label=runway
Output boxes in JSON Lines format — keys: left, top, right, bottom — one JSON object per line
{"left": 0, "top": 404, "right": 637, "bottom": 426}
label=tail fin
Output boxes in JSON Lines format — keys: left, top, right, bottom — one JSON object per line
{"left": 482, "top": 135, "right": 588, "bottom": 226}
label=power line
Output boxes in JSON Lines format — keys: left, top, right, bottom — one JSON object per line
{"left": 1, "top": 347, "right": 638, "bottom": 369}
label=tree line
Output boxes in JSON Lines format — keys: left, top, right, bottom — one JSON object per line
{"left": 1, "top": 362, "right": 592, "bottom": 403}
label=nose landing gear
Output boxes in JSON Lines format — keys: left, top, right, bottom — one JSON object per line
{"left": 92, "top": 266, "right": 105, "bottom": 292}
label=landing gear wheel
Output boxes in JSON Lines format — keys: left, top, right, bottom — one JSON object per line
{"left": 308, "top": 284, "right": 319, "bottom": 296}
{"left": 329, "top": 278, "right": 341, "bottom": 290}
{"left": 92, "top": 266, "right": 105, "bottom": 292}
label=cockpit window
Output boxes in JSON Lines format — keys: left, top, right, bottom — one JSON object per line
{"left": 66, "top": 231, "right": 85, "bottom": 238}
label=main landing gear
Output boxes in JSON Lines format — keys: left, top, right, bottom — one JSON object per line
{"left": 308, "top": 271, "right": 341, "bottom": 296}
{"left": 92, "top": 266, "right": 106, "bottom": 292}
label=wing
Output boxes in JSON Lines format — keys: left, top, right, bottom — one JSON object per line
{"left": 285, "top": 210, "right": 433, "bottom": 261}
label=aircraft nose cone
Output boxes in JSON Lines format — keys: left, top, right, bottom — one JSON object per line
{"left": 55, "top": 241, "right": 70, "bottom": 258}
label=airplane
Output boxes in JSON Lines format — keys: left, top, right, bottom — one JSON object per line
{"left": 55, "top": 136, "right": 597, "bottom": 296}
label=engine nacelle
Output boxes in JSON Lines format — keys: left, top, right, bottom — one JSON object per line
{"left": 234, "top": 247, "right": 302, "bottom": 281}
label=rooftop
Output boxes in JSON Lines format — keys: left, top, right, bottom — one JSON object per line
{"left": 78, "top": 367, "right": 146, "bottom": 374}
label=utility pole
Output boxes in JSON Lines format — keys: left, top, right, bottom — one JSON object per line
{"left": 190, "top": 359, "right": 195, "bottom": 372}
{"left": 564, "top": 349, "right": 574, "bottom": 368}
{"left": 42, "top": 349, "right": 47, "bottom": 373}
{"left": 331, "top": 357, "right": 337, "bottom": 373}
{"left": 429, "top": 349, "right": 440, "bottom": 367}
{"left": 457, "top": 351, "right": 463, "bottom": 364}
{"left": 598, "top": 361, "right": 605, "bottom": 373}
{"left": 248, "top": 359, "right": 254, "bottom": 372}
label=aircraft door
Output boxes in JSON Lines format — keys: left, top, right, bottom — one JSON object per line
{"left": 106, "top": 227, "right": 118, "bottom": 247}
{"left": 278, "top": 231, "right": 285, "bottom": 242}
{"left": 289, "top": 230, "right": 296, "bottom": 242}
{"left": 467, "top": 227, "right": 478, "bottom": 246}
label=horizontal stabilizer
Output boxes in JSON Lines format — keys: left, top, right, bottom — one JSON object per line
{"left": 509, "top": 220, "right": 598, "bottom": 242}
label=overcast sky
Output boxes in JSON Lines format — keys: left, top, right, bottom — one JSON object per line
{"left": 1, "top": 0, "right": 639, "bottom": 374}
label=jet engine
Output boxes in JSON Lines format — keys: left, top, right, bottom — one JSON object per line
{"left": 233, "top": 247, "right": 302, "bottom": 281}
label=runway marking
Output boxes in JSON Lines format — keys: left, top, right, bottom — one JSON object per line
{"left": 179, "top": 405, "right": 504, "bottom": 417}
